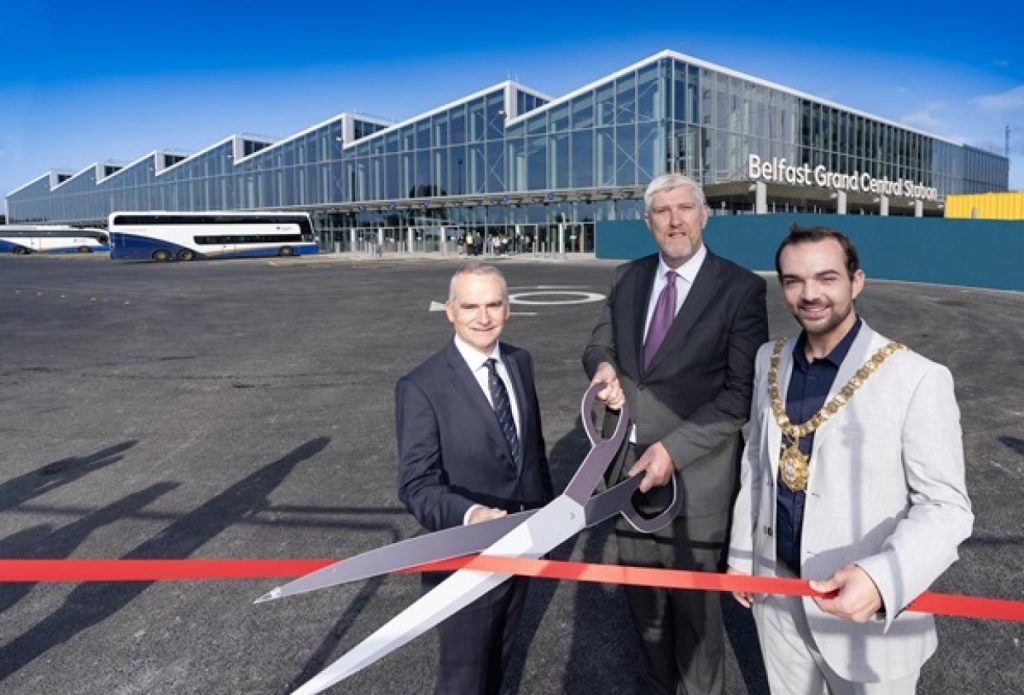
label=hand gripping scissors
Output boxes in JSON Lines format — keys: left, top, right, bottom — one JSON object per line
{"left": 257, "top": 383, "right": 682, "bottom": 695}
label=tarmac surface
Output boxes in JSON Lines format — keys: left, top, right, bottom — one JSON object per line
{"left": 0, "top": 251, "right": 1022, "bottom": 694}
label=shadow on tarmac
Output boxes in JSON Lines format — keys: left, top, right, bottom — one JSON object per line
{"left": 0, "top": 436, "right": 329, "bottom": 681}
{"left": 998, "top": 436, "right": 1024, "bottom": 457}
{"left": 0, "top": 441, "right": 137, "bottom": 513}
{"left": 282, "top": 572, "right": 393, "bottom": 691}
{"left": 0, "top": 483, "right": 179, "bottom": 616}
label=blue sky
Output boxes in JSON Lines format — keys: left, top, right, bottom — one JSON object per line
{"left": 3, "top": 0, "right": 1022, "bottom": 214}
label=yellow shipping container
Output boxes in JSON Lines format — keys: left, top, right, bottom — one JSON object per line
{"left": 945, "top": 191, "right": 1024, "bottom": 220}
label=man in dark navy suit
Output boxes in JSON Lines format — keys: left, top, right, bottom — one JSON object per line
{"left": 397, "top": 262, "right": 553, "bottom": 694}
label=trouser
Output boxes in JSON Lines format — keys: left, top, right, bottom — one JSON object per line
{"left": 614, "top": 444, "right": 728, "bottom": 695}
{"left": 432, "top": 575, "right": 527, "bottom": 695}
{"left": 752, "top": 566, "right": 920, "bottom": 695}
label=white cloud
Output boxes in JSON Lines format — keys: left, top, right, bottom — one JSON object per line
{"left": 901, "top": 109, "right": 944, "bottom": 130}
{"left": 900, "top": 100, "right": 951, "bottom": 131}
{"left": 974, "top": 85, "right": 1024, "bottom": 113}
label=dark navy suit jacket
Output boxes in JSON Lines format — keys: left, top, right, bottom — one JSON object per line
{"left": 396, "top": 339, "right": 553, "bottom": 533}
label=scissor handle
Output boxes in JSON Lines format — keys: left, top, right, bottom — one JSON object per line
{"left": 563, "top": 383, "right": 631, "bottom": 504}
{"left": 580, "top": 381, "right": 629, "bottom": 447}
{"left": 620, "top": 473, "right": 683, "bottom": 533}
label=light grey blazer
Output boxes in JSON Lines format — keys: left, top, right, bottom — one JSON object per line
{"left": 728, "top": 321, "right": 973, "bottom": 682}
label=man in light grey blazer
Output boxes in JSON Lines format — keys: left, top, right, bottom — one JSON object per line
{"left": 728, "top": 224, "right": 973, "bottom": 694}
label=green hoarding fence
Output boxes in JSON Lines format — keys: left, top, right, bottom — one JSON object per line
{"left": 596, "top": 214, "right": 1024, "bottom": 292}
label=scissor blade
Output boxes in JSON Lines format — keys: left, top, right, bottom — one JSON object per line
{"left": 290, "top": 563, "right": 511, "bottom": 695}
{"left": 290, "top": 496, "right": 586, "bottom": 694}
{"left": 255, "top": 509, "right": 535, "bottom": 603}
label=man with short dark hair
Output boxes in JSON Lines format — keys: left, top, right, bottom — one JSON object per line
{"left": 728, "top": 224, "right": 973, "bottom": 694}
{"left": 583, "top": 173, "right": 768, "bottom": 694}
{"left": 397, "top": 262, "right": 553, "bottom": 694}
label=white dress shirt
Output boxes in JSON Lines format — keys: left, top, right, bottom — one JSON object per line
{"left": 631, "top": 244, "right": 707, "bottom": 444}
{"left": 453, "top": 335, "right": 523, "bottom": 525}
{"left": 452, "top": 335, "right": 522, "bottom": 435}
{"left": 642, "top": 243, "right": 707, "bottom": 342}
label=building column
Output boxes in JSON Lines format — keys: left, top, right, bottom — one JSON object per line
{"left": 349, "top": 228, "right": 356, "bottom": 252}
{"left": 754, "top": 181, "right": 767, "bottom": 214}
{"left": 558, "top": 223, "right": 565, "bottom": 255}
{"left": 913, "top": 200, "right": 923, "bottom": 217}
{"left": 878, "top": 195, "right": 889, "bottom": 216}
{"left": 834, "top": 190, "right": 847, "bottom": 215}
{"left": 407, "top": 227, "right": 414, "bottom": 253}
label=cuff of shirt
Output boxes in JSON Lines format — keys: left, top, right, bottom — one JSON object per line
{"left": 463, "top": 504, "right": 483, "bottom": 526}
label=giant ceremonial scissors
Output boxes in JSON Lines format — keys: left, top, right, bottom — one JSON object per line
{"left": 257, "top": 382, "right": 682, "bottom": 695}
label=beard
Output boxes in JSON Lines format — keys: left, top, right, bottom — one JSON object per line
{"left": 660, "top": 236, "right": 694, "bottom": 266}
{"left": 793, "top": 299, "right": 853, "bottom": 336}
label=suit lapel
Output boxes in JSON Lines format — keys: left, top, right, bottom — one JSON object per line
{"left": 645, "top": 250, "right": 723, "bottom": 375}
{"left": 768, "top": 336, "right": 795, "bottom": 481}
{"left": 443, "top": 341, "right": 510, "bottom": 459}
{"left": 809, "top": 321, "right": 881, "bottom": 457}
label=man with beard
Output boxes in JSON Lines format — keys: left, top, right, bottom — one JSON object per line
{"left": 727, "top": 225, "right": 973, "bottom": 694}
{"left": 582, "top": 173, "right": 768, "bottom": 694}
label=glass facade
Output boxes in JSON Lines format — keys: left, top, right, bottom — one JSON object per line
{"left": 8, "top": 51, "right": 1010, "bottom": 247}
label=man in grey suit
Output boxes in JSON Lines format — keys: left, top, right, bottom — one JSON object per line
{"left": 397, "top": 262, "right": 553, "bottom": 694}
{"left": 728, "top": 225, "right": 973, "bottom": 693}
{"left": 583, "top": 173, "right": 768, "bottom": 694}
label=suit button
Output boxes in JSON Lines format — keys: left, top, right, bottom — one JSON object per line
{"left": 763, "top": 526, "right": 773, "bottom": 537}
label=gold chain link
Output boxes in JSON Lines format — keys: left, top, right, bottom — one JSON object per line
{"left": 768, "top": 337, "right": 907, "bottom": 491}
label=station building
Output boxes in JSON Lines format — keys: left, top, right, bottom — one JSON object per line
{"left": 6, "top": 49, "right": 1010, "bottom": 253}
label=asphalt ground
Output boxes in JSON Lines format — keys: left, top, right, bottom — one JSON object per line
{"left": 0, "top": 251, "right": 1021, "bottom": 695}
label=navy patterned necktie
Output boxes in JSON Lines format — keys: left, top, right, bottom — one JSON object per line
{"left": 643, "top": 270, "right": 678, "bottom": 369}
{"left": 485, "top": 358, "right": 520, "bottom": 466}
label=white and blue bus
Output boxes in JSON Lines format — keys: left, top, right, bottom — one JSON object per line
{"left": 0, "top": 225, "right": 109, "bottom": 254}
{"left": 107, "top": 211, "right": 319, "bottom": 261}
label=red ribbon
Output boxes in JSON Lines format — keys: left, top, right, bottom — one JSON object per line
{"left": 1, "top": 556, "right": 1021, "bottom": 623}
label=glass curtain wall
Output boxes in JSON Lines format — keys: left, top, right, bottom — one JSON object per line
{"left": 7, "top": 53, "right": 1010, "bottom": 226}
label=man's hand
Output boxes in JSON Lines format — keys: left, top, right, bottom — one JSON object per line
{"left": 467, "top": 506, "right": 508, "bottom": 525}
{"left": 590, "top": 361, "right": 625, "bottom": 411}
{"left": 628, "top": 441, "right": 675, "bottom": 492}
{"left": 727, "top": 566, "right": 754, "bottom": 608}
{"left": 809, "top": 564, "right": 883, "bottom": 623}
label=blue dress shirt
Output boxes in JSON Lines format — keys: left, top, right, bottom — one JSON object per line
{"left": 776, "top": 317, "right": 862, "bottom": 575}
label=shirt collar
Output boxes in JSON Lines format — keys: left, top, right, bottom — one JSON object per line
{"left": 794, "top": 316, "right": 863, "bottom": 369}
{"left": 658, "top": 243, "right": 707, "bottom": 285}
{"left": 453, "top": 334, "right": 502, "bottom": 371}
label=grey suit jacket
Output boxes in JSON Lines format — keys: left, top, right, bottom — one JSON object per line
{"left": 728, "top": 322, "right": 974, "bottom": 682}
{"left": 583, "top": 250, "right": 768, "bottom": 520}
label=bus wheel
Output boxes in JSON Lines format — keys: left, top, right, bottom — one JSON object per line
{"left": 177, "top": 249, "right": 195, "bottom": 261}
{"left": 153, "top": 249, "right": 172, "bottom": 262}
{"left": 77, "top": 246, "right": 92, "bottom": 253}
{"left": 13, "top": 247, "right": 27, "bottom": 255}
{"left": 278, "top": 246, "right": 295, "bottom": 257}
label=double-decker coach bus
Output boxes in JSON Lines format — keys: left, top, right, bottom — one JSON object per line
{"left": 0, "top": 225, "right": 109, "bottom": 254}
{"left": 107, "top": 211, "right": 319, "bottom": 261}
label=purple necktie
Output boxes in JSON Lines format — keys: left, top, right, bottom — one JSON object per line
{"left": 643, "top": 271, "right": 677, "bottom": 369}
